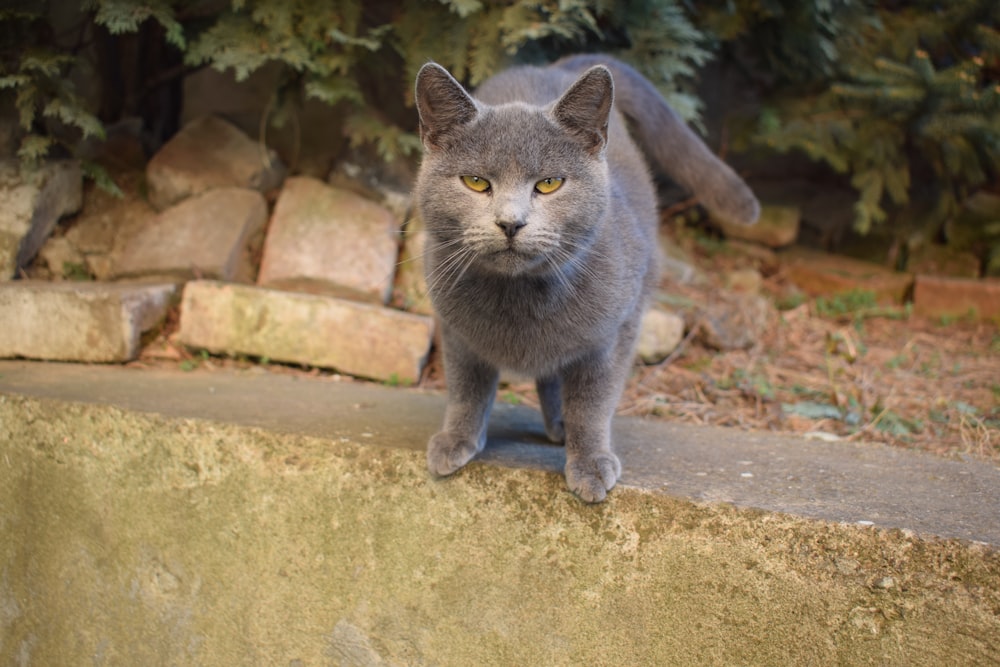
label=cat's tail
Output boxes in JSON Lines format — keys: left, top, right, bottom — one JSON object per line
{"left": 555, "top": 54, "right": 760, "bottom": 227}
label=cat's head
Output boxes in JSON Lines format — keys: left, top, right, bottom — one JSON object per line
{"left": 414, "top": 63, "right": 613, "bottom": 278}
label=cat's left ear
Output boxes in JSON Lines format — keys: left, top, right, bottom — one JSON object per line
{"left": 552, "top": 65, "right": 614, "bottom": 156}
{"left": 415, "top": 63, "right": 479, "bottom": 151}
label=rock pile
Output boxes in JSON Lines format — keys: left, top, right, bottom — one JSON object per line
{"left": 0, "top": 115, "right": 684, "bottom": 381}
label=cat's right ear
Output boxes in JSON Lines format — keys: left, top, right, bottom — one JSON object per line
{"left": 415, "top": 63, "right": 479, "bottom": 151}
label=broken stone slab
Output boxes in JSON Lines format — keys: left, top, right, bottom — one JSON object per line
{"left": 0, "top": 160, "right": 83, "bottom": 280}
{"left": 781, "top": 247, "right": 913, "bottom": 304}
{"left": 0, "top": 280, "right": 176, "bottom": 362}
{"left": 912, "top": 275, "right": 1000, "bottom": 321}
{"left": 636, "top": 307, "right": 685, "bottom": 364}
{"left": 111, "top": 187, "right": 268, "bottom": 283}
{"left": 257, "top": 177, "right": 400, "bottom": 304}
{"left": 177, "top": 280, "right": 433, "bottom": 384}
{"left": 145, "top": 115, "right": 286, "bottom": 211}
{"left": 715, "top": 204, "right": 800, "bottom": 248}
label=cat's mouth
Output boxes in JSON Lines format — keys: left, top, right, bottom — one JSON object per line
{"left": 484, "top": 244, "right": 547, "bottom": 275}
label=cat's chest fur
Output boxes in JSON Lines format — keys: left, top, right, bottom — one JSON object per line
{"left": 428, "top": 230, "right": 650, "bottom": 374}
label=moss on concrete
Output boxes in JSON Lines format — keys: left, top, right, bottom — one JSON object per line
{"left": 1, "top": 394, "right": 998, "bottom": 665}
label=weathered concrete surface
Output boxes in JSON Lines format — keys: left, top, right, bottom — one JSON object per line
{"left": 1, "top": 361, "right": 998, "bottom": 665}
{"left": 1, "top": 360, "right": 998, "bottom": 547}
{"left": 0, "top": 283, "right": 176, "bottom": 362}
{"left": 177, "top": 281, "right": 434, "bottom": 383}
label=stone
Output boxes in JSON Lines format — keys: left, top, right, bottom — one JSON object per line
{"left": 177, "top": 280, "right": 434, "bottom": 383}
{"left": 716, "top": 204, "right": 799, "bottom": 248}
{"left": 636, "top": 308, "right": 685, "bottom": 364}
{"left": 112, "top": 187, "right": 268, "bottom": 282}
{"left": 699, "top": 293, "right": 775, "bottom": 351}
{"left": 912, "top": 275, "right": 1000, "bottom": 321}
{"left": 257, "top": 177, "right": 400, "bottom": 304}
{"left": 0, "top": 160, "right": 83, "bottom": 280}
{"left": 327, "top": 142, "right": 418, "bottom": 222}
{"left": 393, "top": 214, "right": 432, "bottom": 315}
{"left": 725, "top": 268, "right": 763, "bottom": 294}
{"left": 67, "top": 171, "right": 157, "bottom": 281}
{"left": 781, "top": 247, "right": 913, "bottom": 304}
{"left": 0, "top": 281, "right": 176, "bottom": 362}
{"left": 145, "top": 115, "right": 286, "bottom": 210}
{"left": 38, "top": 236, "right": 85, "bottom": 278}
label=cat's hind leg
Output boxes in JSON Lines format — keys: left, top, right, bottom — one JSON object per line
{"left": 427, "top": 334, "right": 499, "bottom": 476}
{"left": 536, "top": 375, "right": 565, "bottom": 443}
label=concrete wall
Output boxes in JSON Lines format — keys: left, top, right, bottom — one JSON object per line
{"left": 2, "top": 394, "right": 998, "bottom": 666}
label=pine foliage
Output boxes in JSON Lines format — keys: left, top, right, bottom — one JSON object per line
{"left": 3, "top": 0, "right": 998, "bottom": 243}
{"left": 0, "top": 9, "right": 105, "bottom": 166}
{"left": 732, "top": 0, "right": 1000, "bottom": 235}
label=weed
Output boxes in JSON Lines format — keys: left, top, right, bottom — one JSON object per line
{"left": 501, "top": 391, "right": 522, "bottom": 405}
{"left": 384, "top": 373, "right": 411, "bottom": 388}
{"left": 814, "top": 290, "right": 877, "bottom": 318}
{"left": 62, "top": 261, "right": 92, "bottom": 281}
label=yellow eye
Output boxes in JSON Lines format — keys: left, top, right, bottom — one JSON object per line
{"left": 535, "top": 177, "right": 564, "bottom": 194}
{"left": 461, "top": 175, "right": 491, "bottom": 192}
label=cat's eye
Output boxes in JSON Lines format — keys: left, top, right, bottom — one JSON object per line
{"left": 535, "top": 177, "right": 564, "bottom": 194}
{"left": 461, "top": 175, "right": 491, "bottom": 193}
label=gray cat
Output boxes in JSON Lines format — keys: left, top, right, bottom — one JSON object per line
{"left": 414, "top": 55, "right": 758, "bottom": 502}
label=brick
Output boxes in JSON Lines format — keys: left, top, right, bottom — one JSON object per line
{"left": 636, "top": 308, "right": 684, "bottom": 364}
{"left": 145, "top": 115, "right": 286, "bottom": 210}
{"left": 111, "top": 188, "right": 268, "bottom": 282}
{"left": 257, "top": 177, "right": 400, "bottom": 304}
{"left": 178, "top": 281, "right": 433, "bottom": 383}
{"left": 913, "top": 275, "right": 1000, "bottom": 320}
{"left": 0, "top": 281, "right": 176, "bottom": 362}
{"left": 0, "top": 160, "right": 82, "bottom": 280}
{"left": 782, "top": 247, "right": 913, "bottom": 304}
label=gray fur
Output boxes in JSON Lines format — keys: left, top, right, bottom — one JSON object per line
{"left": 414, "top": 56, "right": 758, "bottom": 502}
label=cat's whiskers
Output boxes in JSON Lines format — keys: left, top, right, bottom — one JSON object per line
{"left": 396, "top": 235, "right": 463, "bottom": 269}
{"left": 424, "top": 242, "right": 477, "bottom": 294}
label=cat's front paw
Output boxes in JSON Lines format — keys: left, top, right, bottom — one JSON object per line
{"left": 565, "top": 451, "right": 621, "bottom": 503}
{"left": 427, "top": 431, "right": 482, "bottom": 477}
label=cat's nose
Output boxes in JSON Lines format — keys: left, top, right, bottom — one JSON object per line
{"left": 496, "top": 218, "right": 526, "bottom": 239}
